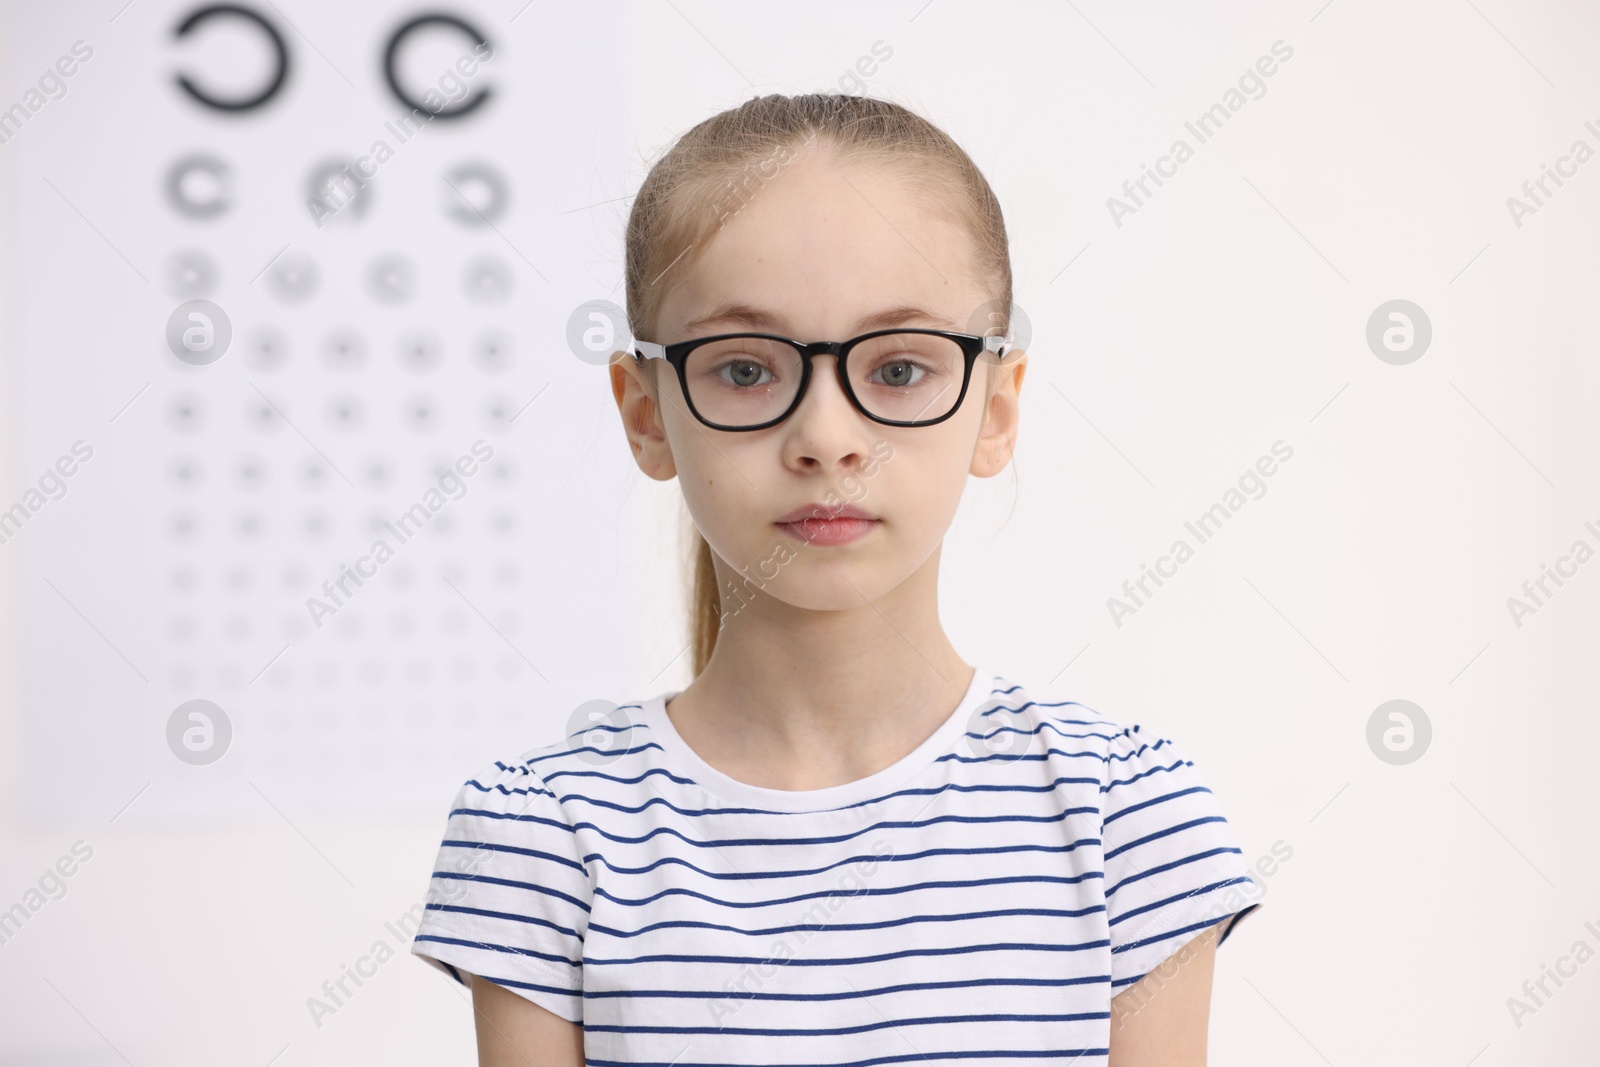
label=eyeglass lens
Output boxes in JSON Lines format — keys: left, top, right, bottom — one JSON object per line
{"left": 682, "top": 332, "right": 966, "bottom": 427}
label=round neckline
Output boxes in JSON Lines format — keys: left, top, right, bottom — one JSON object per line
{"left": 640, "top": 664, "right": 996, "bottom": 812}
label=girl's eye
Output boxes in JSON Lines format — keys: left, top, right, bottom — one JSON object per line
{"left": 869, "top": 360, "right": 928, "bottom": 388}
{"left": 716, "top": 360, "right": 775, "bottom": 388}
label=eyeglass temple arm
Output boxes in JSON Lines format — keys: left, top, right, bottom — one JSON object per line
{"left": 983, "top": 334, "right": 1014, "bottom": 358}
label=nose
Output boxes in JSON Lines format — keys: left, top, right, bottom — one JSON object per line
{"left": 791, "top": 353, "right": 858, "bottom": 423}
{"left": 779, "top": 353, "right": 879, "bottom": 469}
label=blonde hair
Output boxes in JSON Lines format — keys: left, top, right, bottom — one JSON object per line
{"left": 623, "top": 92, "right": 1013, "bottom": 679}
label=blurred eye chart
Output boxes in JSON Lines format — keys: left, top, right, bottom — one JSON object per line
{"left": 3, "top": 1, "right": 640, "bottom": 827}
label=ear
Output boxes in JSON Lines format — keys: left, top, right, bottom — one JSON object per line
{"left": 610, "top": 352, "right": 678, "bottom": 481}
{"left": 970, "top": 350, "right": 1026, "bottom": 477}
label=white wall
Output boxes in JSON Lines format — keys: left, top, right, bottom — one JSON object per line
{"left": 2, "top": 1, "right": 1596, "bottom": 1063}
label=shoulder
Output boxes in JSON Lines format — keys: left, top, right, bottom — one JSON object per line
{"left": 982, "top": 672, "right": 1124, "bottom": 740}
{"left": 991, "top": 675, "right": 1223, "bottom": 818}
{"left": 449, "top": 697, "right": 661, "bottom": 820}
{"left": 1101, "top": 721, "right": 1197, "bottom": 787}
{"left": 1005, "top": 677, "right": 1208, "bottom": 795}
{"left": 1093, "top": 717, "right": 1227, "bottom": 828}
{"left": 1087, "top": 713, "right": 1244, "bottom": 877}
{"left": 443, "top": 750, "right": 574, "bottom": 840}
{"left": 986, "top": 673, "right": 1154, "bottom": 768}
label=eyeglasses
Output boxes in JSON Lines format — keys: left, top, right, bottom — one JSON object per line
{"left": 632, "top": 328, "right": 1012, "bottom": 431}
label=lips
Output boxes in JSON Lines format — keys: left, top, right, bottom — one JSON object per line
{"left": 776, "top": 517, "right": 876, "bottom": 546}
{"left": 773, "top": 503, "right": 879, "bottom": 546}
{"left": 774, "top": 502, "right": 877, "bottom": 523}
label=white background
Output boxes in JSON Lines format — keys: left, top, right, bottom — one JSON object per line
{"left": 2, "top": 0, "right": 1597, "bottom": 1063}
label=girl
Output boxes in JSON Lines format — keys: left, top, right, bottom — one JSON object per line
{"left": 411, "top": 92, "right": 1259, "bottom": 1066}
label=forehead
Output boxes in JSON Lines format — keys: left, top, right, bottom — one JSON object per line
{"left": 655, "top": 152, "right": 986, "bottom": 339}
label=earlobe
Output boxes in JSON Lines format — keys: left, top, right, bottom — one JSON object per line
{"left": 969, "top": 356, "right": 1024, "bottom": 478}
{"left": 611, "top": 357, "right": 678, "bottom": 481}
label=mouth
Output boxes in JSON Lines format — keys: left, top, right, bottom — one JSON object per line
{"left": 773, "top": 515, "right": 880, "bottom": 546}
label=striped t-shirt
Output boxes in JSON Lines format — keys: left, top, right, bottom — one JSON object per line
{"left": 410, "top": 664, "right": 1261, "bottom": 1063}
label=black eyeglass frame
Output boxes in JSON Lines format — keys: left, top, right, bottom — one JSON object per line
{"left": 632, "top": 328, "right": 1013, "bottom": 432}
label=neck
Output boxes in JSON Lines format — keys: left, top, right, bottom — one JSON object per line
{"left": 662, "top": 548, "right": 974, "bottom": 790}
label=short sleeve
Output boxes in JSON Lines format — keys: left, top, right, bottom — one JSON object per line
{"left": 409, "top": 757, "right": 593, "bottom": 1023}
{"left": 1100, "top": 724, "right": 1261, "bottom": 992}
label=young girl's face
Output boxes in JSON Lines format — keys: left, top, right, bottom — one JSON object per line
{"left": 613, "top": 145, "right": 1025, "bottom": 614}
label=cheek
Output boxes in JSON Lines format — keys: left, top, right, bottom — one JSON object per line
{"left": 672, "top": 441, "right": 769, "bottom": 543}
{"left": 876, "top": 439, "right": 970, "bottom": 528}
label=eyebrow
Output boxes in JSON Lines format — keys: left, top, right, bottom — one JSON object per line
{"left": 680, "top": 303, "right": 962, "bottom": 336}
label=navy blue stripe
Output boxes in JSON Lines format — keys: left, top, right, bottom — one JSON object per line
{"left": 1219, "top": 902, "right": 1260, "bottom": 944}
{"left": 1113, "top": 907, "right": 1246, "bottom": 958}
{"left": 583, "top": 972, "right": 1110, "bottom": 1002}
{"left": 582, "top": 1010, "right": 1110, "bottom": 1037}
{"left": 531, "top": 742, "right": 1174, "bottom": 801}
{"left": 533, "top": 718, "right": 1132, "bottom": 774}
{"left": 541, "top": 764, "right": 710, "bottom": 790}
{"left": 426, "top": 870, "right": 593, "bottom": 912}
{"left": 435, "top": 837, "right": 587, "bottom": 875}
{"left": 592, "top": 870, "right": 1105, "bottom": 912}
{"left": 454, "top": 967, "right": 581, "bottom": 998}
{"left": 1107, "top": 876, "right": 1257, "bottom": 927}
{"left": 421, "top": 901, "right": 586, "bottom": 942}
{"left": 1101, "top": 761, "right": 1195, "bottom": 800}
{"left": 587, "top": 1048, "right": 1110, "bottom": 1067}
{"left": 585, "top": 936, "right": 1110, "bottom": 969}
{"left": 970, "top": 721, "right": 1127, "bottom": 744}
{"left": 943, "top": 737, "right": 1170, "bottom": 769}
{"left": 440, "top": 832, "right": 1104, "bottom": 890}
{"left": 528, "top": 738, "right": 670, "bottom": 767}
{"left": 414, "top": 928, "right": 581, "bottom": 971}
{"left": 588, "top": 903, "right": 1106, "bottom": 941}
{"left": 1103, "top": 739, "right": 1173, "bottom": 764}
{"left": 465, "top": 778, "right": 559, "bottom": 800}
{"left": 1101, "top": 781, "right": 1207, "bottom": 828}
{"left": 538, "top": 781, "right": 1103, "bottom": 822}
{"left": 458, "top": 802, "right": 1100, "bottom": 853}
{"left": 524, "top": 723, "right": 1172, "bottom": 789}
{"left": 1105, "top": 845, "right": 1243, "bottom": 898}
{"left": 978, "top": 696, "right": 1118, "bottom": 727}
{"left": 450, "top": 805, "right": 574, "bottom": 836}
{"left": 587, "top": 839, "right": 1103, "bottom": 883}
{"left": 1102, "top": 815, "right": 1228, "bottom": 862}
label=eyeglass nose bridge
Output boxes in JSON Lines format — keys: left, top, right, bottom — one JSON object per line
{"left": 793, "top": 339, "right": 849, "bottom": 358}
{"left": 785, "top": 341, "right": 859, "bottom": 419}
